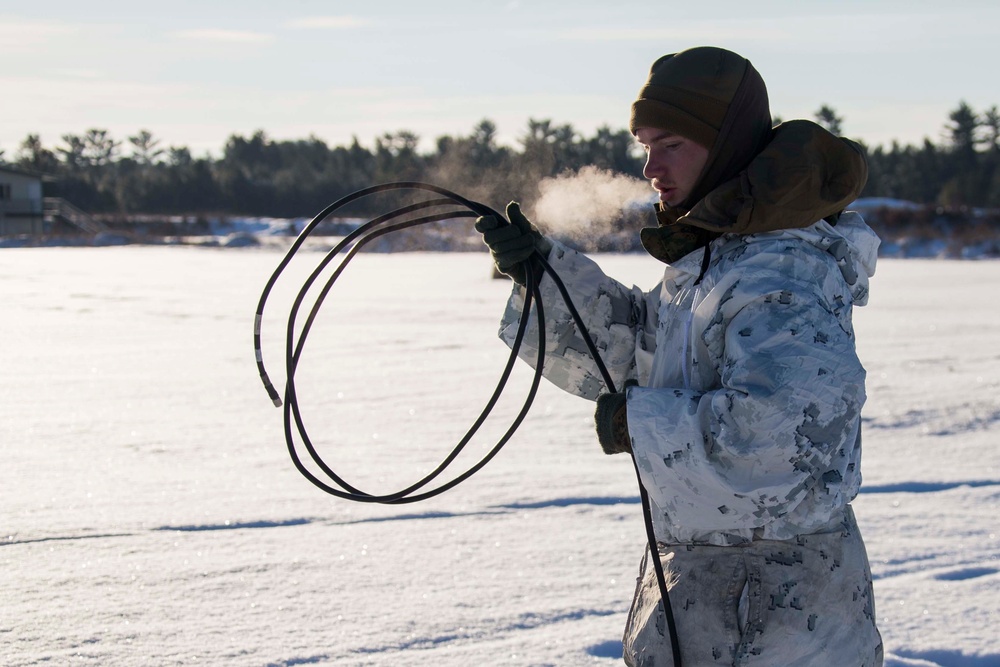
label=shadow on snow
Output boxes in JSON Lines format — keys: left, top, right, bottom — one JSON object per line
{"left": 894, "top": 648, "right": 1000, "bottom": 667}
{"left": 153, "top": 518, "right": 314, "bottom": 532}
{"left": 587, "top": 639, "right": 625, "bottom": 659}
{"left": 860, "top": 480, "right": 1000, "bottom": 494}
{"left": 338, "top": 496, "right": 641, "bottom": 525}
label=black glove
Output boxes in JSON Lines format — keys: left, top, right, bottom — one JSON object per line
{"left": 594, "top": 380, "right": 638, "bottom": 455}
{"left": 475, "top": 202, "right": 552, "bottom": 286}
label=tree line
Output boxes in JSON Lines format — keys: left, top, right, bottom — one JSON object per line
{"left": 5, "top": 101, "right": 1000, "bottom": 220}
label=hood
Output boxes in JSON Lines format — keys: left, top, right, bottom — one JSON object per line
{"left": 641, "top": 120, "right": 869, "bottom": 265}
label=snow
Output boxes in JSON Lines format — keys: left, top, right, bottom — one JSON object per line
{"left": 850, "top": 198, "right": 924, "bottom": 213}
{"left": 2, "top": 247, "right": 998, "bottom": 666}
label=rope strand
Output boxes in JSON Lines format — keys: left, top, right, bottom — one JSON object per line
{"left": 254, "top": 182, "right": 681, "bottom": 665}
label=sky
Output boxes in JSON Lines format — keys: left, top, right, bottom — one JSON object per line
{"left": 2, "top": 0, "right": 999, "bottom": 159}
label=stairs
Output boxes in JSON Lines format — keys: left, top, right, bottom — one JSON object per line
{"left": 43, "top": 197, "right": 107, "bottom": 234}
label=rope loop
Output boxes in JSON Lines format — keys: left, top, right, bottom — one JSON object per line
{"left": 253, "top": 182, "right": 680, "bottom": 665}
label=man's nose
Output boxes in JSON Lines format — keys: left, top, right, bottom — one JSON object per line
{"left": 642, "top": 153, "right": 661, "bottom": 181}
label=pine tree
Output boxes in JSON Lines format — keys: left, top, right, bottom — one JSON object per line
{"left": 946, "top": 101, "right": 980, "bottom": 164}
{"left": 941, "top": 101, "right": 984, "bottom": 205}
{"left": 814, "top": 104, "right": 843, "bottom": 136}
{"left": 15, "top": 134, "right": 59, "bottom": 173}
{"left": 128, "top": 130, "right": 165, "bottom": 165}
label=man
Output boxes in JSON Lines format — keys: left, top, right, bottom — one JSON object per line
{"left": 476, "top": 47, "right": 883, "bottom": 666}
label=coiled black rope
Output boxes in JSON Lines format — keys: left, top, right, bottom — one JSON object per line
{"left": 253, "top": 182, "right": 681, "bottom": 665}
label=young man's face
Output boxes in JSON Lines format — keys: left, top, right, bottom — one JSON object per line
{"left": 635, "top": 127, "right": 711, "bottom": 207}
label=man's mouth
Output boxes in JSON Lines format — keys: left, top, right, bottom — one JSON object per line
{"left": 654, "top": 185, "right": 675, "bottom": 202}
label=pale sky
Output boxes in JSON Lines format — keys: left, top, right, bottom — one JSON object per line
{"left": 2, "top": 0, "right": 998, "bottom": 158}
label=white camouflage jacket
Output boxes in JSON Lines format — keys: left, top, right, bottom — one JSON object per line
{"left": 499, "top": 212, "right": 879, "bottom": 546}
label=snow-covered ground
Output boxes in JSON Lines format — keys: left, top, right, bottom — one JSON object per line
{"left": 2, "top": 247, "right": 998, "bottom": 666}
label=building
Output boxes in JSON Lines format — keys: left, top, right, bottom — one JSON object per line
{"left": 0, "top": 164, "right": 44, "bottom": 235}
{"left": 0, "top": 164, "right": 105, "bottom": 236}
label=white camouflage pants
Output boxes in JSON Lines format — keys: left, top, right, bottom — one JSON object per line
{"left": 622, "top": 507, "right": 883, "bottom": 666}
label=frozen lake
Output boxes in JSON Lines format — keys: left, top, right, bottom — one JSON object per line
{"left": 2, "top": 247, "right": 998, "bottom": 666}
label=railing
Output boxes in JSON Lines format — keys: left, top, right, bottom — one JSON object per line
{"left": 43, "top": 197, "right": 106, "bottom": 234}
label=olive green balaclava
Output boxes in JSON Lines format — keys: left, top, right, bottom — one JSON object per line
{"left": 629, "top": 46, "right": 772, "bottom": 263}
{"left": 629, "top": 48, "right": 869, "bottom": 266}
{"left": 630, "top": 46, "right": 772, "bottom": 210}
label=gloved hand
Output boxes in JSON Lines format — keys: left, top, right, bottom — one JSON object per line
{"left": 595, "top": 380, "right": 638, "bottom": 455}
{"left": 475, "top": 201, "right": 552, "bottom": 286}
